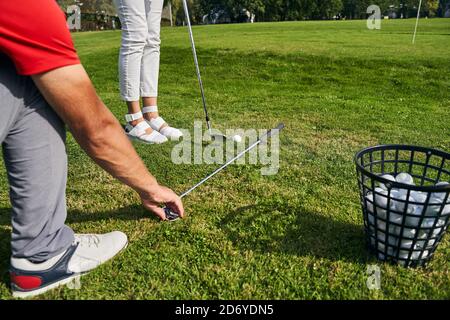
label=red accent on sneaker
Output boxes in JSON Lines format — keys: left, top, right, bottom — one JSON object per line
{"left": 10, "top": 273, "right": 43, "bottom": 290}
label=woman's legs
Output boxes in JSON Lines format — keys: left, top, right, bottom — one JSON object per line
{"left": 115, "top": 0, "right": 157, "bottom": 136}
{"left": 115, "top": 0, "right": 147, "bottom": 103}
{"left": 141, "top": 0, "right": 182, "bottom": 139}
{"left": 141, "top": 0, "right": 163, "bottom": 121}
{"left": 116, "top": 0, "right": 180, "bottom": 140}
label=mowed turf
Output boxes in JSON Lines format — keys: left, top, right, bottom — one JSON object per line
{"left": 0, "top": 19, "right": 449, "bottom": 299}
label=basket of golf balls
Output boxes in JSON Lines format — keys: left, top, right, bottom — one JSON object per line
{"left": 355, "top": 145, "right": 450, "bottom": 267}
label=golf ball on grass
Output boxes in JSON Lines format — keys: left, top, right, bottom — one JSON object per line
{"left": 233, "top": 135, "right": 242, "bottom": 143}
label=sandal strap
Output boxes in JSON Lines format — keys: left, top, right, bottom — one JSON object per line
{"left": 142, "top": 106, "right": 158, "bottom": 114}
{"left": 149, "top": 116, "right": 166, "bottom": 131}
{"left": 125, "top": 111, "right": 143, "bottom": 122}
{"left": 129, "top": 121, "right": 151, "bottom": 137}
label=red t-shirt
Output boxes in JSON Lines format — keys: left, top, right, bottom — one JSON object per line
{"left": 0, "top": 0, "right": 80, "bottom": 75}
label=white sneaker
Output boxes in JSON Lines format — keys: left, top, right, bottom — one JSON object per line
{"left": 10, "top": 231, "right": 128, "bottom": 298}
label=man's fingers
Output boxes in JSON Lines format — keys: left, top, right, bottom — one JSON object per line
{"left": 147, "top": 204, "right": 167, "bottom": 221}
{"left": 173, "top": 197, "right": 185, "bottom": 218}
{"left": 166, "top": 197, "right": 184, "bottom": 218}
{"left": 142, "top": 186, "right": 185, "bottom": 220}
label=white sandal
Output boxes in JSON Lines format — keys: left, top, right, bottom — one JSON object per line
{"left": 143, "top": 106, "right": 183, "bottom": 141}
{"left": 124, "top": 111, "right": 168, "bottom": 144}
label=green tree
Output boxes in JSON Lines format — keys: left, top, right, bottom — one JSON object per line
{"left": 58, "top": 0, "right": 116, "bottom": 15}
{"left": 423, "top": 0, "right": 440, "bottom": 16}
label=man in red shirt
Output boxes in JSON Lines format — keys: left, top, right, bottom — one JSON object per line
{"left": 0, "top": 1, "right": 184, "bottom": 298}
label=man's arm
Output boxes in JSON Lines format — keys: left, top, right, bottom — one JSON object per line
{"left": 32, "top": 64, "right": 184, "bottom": 220}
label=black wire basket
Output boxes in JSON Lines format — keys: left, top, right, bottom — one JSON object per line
{"left": 355, "top": 145, "right": 450, "bottom": 267}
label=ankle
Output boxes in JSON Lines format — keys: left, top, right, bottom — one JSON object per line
{"left": 144, "top": 112, "right": 159, "bottom": 120}
{"left": 142, "top": 106, "right": 159, "bottom": 120}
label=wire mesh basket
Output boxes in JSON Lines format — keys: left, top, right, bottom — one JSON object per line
{"left": 355, "top": 145, "right": 450, "bottom": 267}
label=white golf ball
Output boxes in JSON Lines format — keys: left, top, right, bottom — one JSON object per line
{"left": 374, "top": 187, "right": 389, "bottom": 209}
{"left": 396, "top": 172, "right": 415, "bottom": 185}
{"left": 416, "top": 238, "right": 436, "bottom": 249}
{"left": 391, "top": 193, "right": 415, "bottom": 214}
{"left": 424, "top": 198, "right": 443, "bottom": 217}
{"left": 405, "top": 206, "right": 422, "bottom": 227}
{"left": 366, "top": 191, "right": 387, "bottom": 218}
{"left": 432, "top": 227, "right": 443, "bottom": 237}
{"left": 233, "top": 135, "right": 242, "bottom": 143}
{"left": 443, "top": 205, "right": 450, "bottom": 215}
{"left": 400, "top": 239, "right": 415, "bottom": 250}
{"left": 411, "top": 191, "right": 427, "bottom": 204}
{"left": 388, "top": 212, "right": 403, "bottom": 225}
{"left": 379, "top": 174, "right": 396, "bottom": 190}
{"left": 431, "top": 182, "right": 449, "bottom": 202}
{"left": 365, "top": 192, "right": 375, "bottom": 214}
{"left": 399, "top": 250, "right": 428, "bottom": 261}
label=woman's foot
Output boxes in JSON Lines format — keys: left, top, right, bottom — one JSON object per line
{"left": 142, "top": 106, "right": 183, "bottom": 140}
{"left": 124, "top": 111, "right": 167, "bottom": 144}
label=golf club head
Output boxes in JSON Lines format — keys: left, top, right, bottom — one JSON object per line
{"left": 204, "top": 131, "right": 228, "bottom": 143}
{"left": 211, "top": 133, "right": 227, "bottom": 141}
{"left": 164, "top": 207, "right": 180, "bottom": 222}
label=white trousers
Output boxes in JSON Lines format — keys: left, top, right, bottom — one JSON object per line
{"left": 114, "top": 0, "right": 163, "bottom": 101}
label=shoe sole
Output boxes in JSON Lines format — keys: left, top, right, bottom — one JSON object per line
{"left": 12, "top": 241, "right": 129, "bottom": 299}
{"left": 126, "top": 133, "right": 167, "bottom": 145}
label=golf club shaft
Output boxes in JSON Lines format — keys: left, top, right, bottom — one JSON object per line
{"left": 412, "top": 0, "right": 423, "bottom": 44}
{"left": 182, "top": 0, "right": 212, "bottom": 133}
{"left": 179, "top": 123, "right": 285, "bottom": 199}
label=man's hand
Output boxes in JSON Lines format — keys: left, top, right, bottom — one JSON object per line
{"left": 140, "top": 186, "right": 184, "bottom": 220}
{"left": 31, "top": 64, "right": 184, "bottom": 220}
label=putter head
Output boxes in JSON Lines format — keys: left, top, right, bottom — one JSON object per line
{"left": 164, "top": 207, "right": 180, "bottom": 222}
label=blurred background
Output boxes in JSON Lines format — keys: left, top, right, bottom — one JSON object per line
{"left": 57, "top": 0, "right": 450, "bottom": 31}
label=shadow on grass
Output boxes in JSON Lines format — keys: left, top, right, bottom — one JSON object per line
{"left": 0, "top": 200, "right": 370, "bottom": 284}
{"left": 218, "top": 202, "right": 370, "bottom": 264}
{"left": 0, "top": 205, "right": 153, "bottom": 290}
{"left": 0, "top": 205, "right": 154, "bottom": 228}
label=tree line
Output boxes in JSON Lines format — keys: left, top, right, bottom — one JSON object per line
{"left": 178, "top": 0, "right": 447, "bottom": 22}
{"left": 57, "top": 0, "right": 449, "bottom": 24}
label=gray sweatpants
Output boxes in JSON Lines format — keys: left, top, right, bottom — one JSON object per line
{"left": 0, "top": 55, "right": 74, "bottom": 262}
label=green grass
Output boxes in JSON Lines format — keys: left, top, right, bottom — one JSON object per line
{"left": 1, "top": 19, "right": 449, "bottom": 299}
